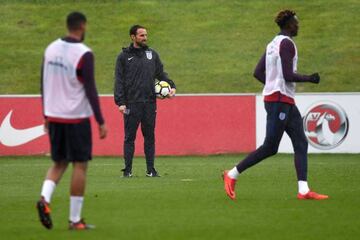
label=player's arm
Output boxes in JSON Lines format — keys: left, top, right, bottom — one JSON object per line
{"left": 253, "top": 52, "right": 266, "bottom": 84}
{"left": 114, "top": 53, "right": 127, "bottom": 111}
{"left": 82, "top": 52, "right": 107, "bottom": 139}
{"left": 154, "top": 52, "right": 176, "bottom": 97}
{"left": 280, "top": 39, "right": 320, "bottom": 84}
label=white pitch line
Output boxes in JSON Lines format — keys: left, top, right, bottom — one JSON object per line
{"left": 180, "top": 179, "right": 194, "bottom": 182}
{"left": 0, "top": 163, "right": 120, "bottom": 167}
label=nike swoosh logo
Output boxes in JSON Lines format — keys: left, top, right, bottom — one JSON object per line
{"left": 128, "top": 57, "right": 134, "bottom": 61}
{"left": 0, "top": 110, "right": 45, "bottom": 147}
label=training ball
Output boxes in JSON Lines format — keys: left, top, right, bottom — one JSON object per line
{"left": 155, "top": 81, "right": 171, "bottom": 99}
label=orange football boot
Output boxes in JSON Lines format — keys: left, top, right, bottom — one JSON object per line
{"left": 36, "top": 197, "right": 53, "bottom": 229}
{"left": 222, "top": 170, "right": 237, "bottom": 200}
{"left": 69, "top": 219, "right": 95, "bottom": 230}
{"left": 297, "top": 190, "right": 329, "bottom": 200}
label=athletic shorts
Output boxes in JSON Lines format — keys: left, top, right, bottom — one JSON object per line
{"left": 48, "top": 119, "right": 92, "bottom": 162}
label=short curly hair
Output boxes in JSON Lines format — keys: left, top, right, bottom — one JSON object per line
{"left": 275, "top": 10, "right": 297, "bottom": 28}
{"left": 129, "top": 25, "right": 146, "bottom": 36}
{"left": 67, "top": 12, "right": 87, "bottom": 31}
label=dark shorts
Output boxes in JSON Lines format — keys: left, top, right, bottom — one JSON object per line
{"left": 48, "top": 119, "right": 92, "bottom": 162}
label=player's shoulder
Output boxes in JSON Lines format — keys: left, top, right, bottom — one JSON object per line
{"left": 280, "top": 37, "right": 295, "bottom": 50}
{"left": 281, "top": 37, "right": 294, "bottom": 44}
{"left": 76, "top": 41, "right": 92, "bottom": 53}
{"left": 119, "top": 45, "right": 132, "bottom": 56}
{"left": 45, "top": 38, "right": 61, "bottom": 52}
{"left": 116, "top": 47, "right": 130, "bottom": 62}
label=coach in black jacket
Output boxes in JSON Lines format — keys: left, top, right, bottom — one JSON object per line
{"left": 114, "top": 25, "right": 176, "bottom": 178}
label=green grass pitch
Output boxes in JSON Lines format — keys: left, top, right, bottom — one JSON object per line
{"left": 0, "top": 154, "right": 359, "bottom": 240}
{"left": 1, "top": 0, "right": 359, "bottom": 94}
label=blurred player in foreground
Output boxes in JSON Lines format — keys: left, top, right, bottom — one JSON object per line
{"left": 37, "top": 12, "right": 107, "bottom": 230}
{"left": 223, "top": 10, "right": 328, "bottom": 200}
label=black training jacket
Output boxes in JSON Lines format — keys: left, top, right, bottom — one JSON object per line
{"left": 114, "top": 44, "right": 176, "bottom": 106}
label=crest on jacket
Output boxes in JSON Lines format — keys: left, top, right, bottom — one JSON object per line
{"left": 145, "top": 50, "right": 152, "bottom": 60}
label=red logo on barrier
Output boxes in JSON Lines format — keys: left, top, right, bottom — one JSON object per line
{"left": 303, "top": 101, "right": 349, "bottom": 150}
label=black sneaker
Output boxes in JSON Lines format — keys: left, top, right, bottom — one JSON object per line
{"left": 146, "top": 168, "right": 160, "bottom": 177}
{"left": 36, "top": 197, "right": 53, "bottom": 229}
{"left": 121, "top": 168, "right": 132, "bottom": 178}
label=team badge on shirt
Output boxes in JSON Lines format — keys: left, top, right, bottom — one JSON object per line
{"left": 145, "top": 50, "right": 152, "bottom": 60}
{"left": 279, "top": 112, "right": 286, "bottom": 120}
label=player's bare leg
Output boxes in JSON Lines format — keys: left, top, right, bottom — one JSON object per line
{"left": 70, "top": 162, "right": 87, "bottom": 196}
{"left": 69, "top": 162, "right": 94, "bottom": 230}
{"left": 46, "top": 161, "right": 69, "bottom": 184}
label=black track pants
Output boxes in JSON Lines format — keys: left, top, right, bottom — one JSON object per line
{"left": 123, "top": 102, "right": 156, "bottom": 172}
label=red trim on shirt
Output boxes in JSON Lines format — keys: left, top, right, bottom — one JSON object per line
{"left": 264, "top": 91, "right": 295, "bottom": 105}
{"left": 46, "top": 116, "right": 88, "bottom": 124}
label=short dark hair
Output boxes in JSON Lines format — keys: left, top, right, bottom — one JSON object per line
{"left": 275, "top": 10, "right": 297, "bottom": 28}
{"left": 67, "top": 12, "right": 87, "bottom": 31}
{"left": 129, "top": 25, "right": 146, "bottom": 36}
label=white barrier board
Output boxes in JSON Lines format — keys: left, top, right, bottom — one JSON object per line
{"left": 256, "top": 93, "right": 360, "bottom": 153}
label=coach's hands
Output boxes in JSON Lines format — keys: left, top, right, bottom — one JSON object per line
{"left": 168, "top": 88, "right": 176, "bottom": 98}
{"left": 309, "top": 73, "right": 320, "bottom": 84}
{"left": 43, "top": 119, "right": 49, "bottom": 133}
{"left": 99, "top": 124, "right": 107, "bottom": 139}
{"left": 118, "top": 105, "right": 127, "bottom": 113}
